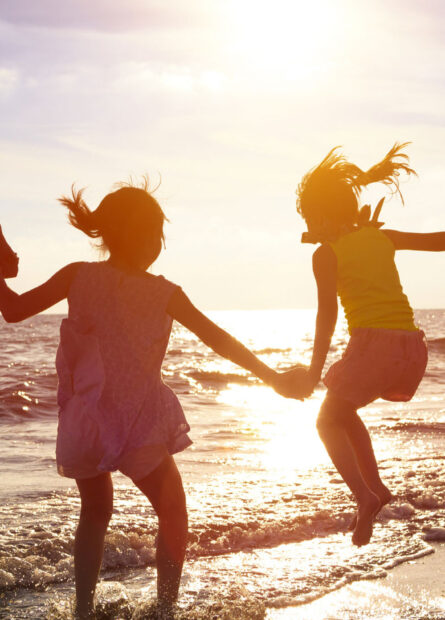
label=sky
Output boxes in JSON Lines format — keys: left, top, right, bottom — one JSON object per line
{"left": 0, "top": 0, "right": 444, "bottom": 311}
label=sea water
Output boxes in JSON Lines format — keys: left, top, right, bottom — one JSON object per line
{"left": 0, "top": 310, "right": 444, "bottom": 619}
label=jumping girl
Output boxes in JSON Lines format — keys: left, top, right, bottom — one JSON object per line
{"left": 0, "top": 182, "right": 299, "bottom": 618}
{"left": 295, "top": 143, "right": 445, "bottom": 547}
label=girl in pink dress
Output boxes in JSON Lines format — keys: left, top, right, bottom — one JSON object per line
{"left": 0, "top": 182, "right": 300, "bottom": 618}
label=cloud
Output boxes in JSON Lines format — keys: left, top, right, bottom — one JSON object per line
{"left": 0, "top": 0, "right": 220, "bottom": 32}
{"left": 0, "top": 10, "right": 228, "bottom": 83}
{"left": 0, "top": 67, "right": 18, "bottom": 96}
{"left": 1, "top": 0, "right": 445, "bottom": 308}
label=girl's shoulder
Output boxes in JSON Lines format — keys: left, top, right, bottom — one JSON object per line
{"left": 131, "top": 270, "right": 179, "bottom": 292}
{"left": 127, "top": 272, "right": 181, "bottom": 316}
{"left": 142, "top": 273, "right": 181, "bottom": 303}
{"left": 72, "top": 261, "right": 181, "bottom": 298}
{"left": 354, "top": 226, "right": 393, "bottom": 250}
{"left": 333, "top": 225, "right": 386, "bottom": 248}
{"left": 110, "top": 267, "right": 181, "bottom": 304}
{"left": 330, "top": 228, "right": 396, "bottom": 273}
{"left": 68, "top": 260, "right": 106, "bottom": 283}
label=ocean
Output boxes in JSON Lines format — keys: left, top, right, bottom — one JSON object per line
{"left": 0, "top": 310, "right": 444, "bottom": 619}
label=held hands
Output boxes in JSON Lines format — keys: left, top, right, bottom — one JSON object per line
{"left": 0, "top": 226, "right": 19, "bottom": 278}
{"left": 272, "top": 365, "right": 317, "bottom": 400}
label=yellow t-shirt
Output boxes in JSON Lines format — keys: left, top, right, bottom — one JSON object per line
{"left": 329, "top": 227, "right": 417, "bottom": 333}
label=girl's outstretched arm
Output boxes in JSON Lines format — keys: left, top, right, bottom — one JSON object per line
{"left": 167, "top": 288, "right": 286, "bottom": 391}
{"left": 383, "top": 229, "right": 445, "bottom": 251}
{"left": 0, "top": 263, "right": 81, "bottom": 322}
{"left": 308, "top": 244, "right": 338, "bottom": 386}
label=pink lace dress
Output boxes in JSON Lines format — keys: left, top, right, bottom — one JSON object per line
{"left": 55, "top": 262, "right": 191, "bottom": 476}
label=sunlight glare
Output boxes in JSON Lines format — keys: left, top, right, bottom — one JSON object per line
{"left": 217, "top": 384, "right": 328, "bottom": 472}
{"left": 229, "top": 0, "right": 342, "bottom": 81}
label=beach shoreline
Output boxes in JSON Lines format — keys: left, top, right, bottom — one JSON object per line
{"left": 267, "top": 542, "right": 445, "bottom": 619}
{"left": 1, "top": 313, "right": 445, "bottom": 618}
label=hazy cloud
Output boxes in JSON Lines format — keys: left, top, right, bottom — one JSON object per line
{"left": 1, "top": 0, "right": 445, "bottom": 308}
{"left": 0, "top": 0, "right": 220, "bottom": 32}
{"left": 0, "top": 67, "right": 18, "bottom": 95}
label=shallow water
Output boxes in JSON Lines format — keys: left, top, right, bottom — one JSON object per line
{"left": 0, "top": 310, "right": 444, "bottom": 618}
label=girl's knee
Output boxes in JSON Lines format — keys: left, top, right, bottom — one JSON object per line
{"left": 316, "top": 394, "right": 357, "bottom": 433}
{"left": 77, "top": 473, "right": 113, "bottom": 525}
{"left": 159, "top": 492, "right": 188, "bottom": 525}
{"left": 156, "top": 467, "right": 187, "bottom": 522}
{"left": 80, "top": 502, "right": 113, "bottom": 525}
{"left": 316, "top": 409, "right": 334, "bottom": 437}
{"left": 136, "top": 455, "right": 188, "bottom": 529}
{"left": 316, "top": 396, "right": 335, "bottom": 432}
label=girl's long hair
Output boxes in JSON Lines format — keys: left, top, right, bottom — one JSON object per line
{"left": 296, "top": 142, "right": 416, "bottom": 226}
{"left": 59, "top": 177, "right": 166, "bottom": 263}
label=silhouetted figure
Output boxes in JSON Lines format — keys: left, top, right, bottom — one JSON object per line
{"left": 294, "top": 143, "right": 445, "bottom": 546}
{"left": 0, "top": 179, "right": 304, "bottom": 618}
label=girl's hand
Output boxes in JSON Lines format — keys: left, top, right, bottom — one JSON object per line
{"left": 273, "top": 366, "right": 315, "bottom": 400}
{"left": 0, "top": 226, "right": 19, "bottom": 278}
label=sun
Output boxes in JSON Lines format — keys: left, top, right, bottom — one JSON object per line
{"left": 228, "top": 0, "right": 342, "bottom": 81}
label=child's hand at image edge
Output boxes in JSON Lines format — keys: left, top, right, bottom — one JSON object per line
{"left": 0, "top": 226, "right": 19, "bottom": 279}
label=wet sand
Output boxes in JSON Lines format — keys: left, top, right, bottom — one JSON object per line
{"left": 268, "top": 542, "right": 445, "bottom": 619}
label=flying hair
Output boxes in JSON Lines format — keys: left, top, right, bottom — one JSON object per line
{"left": 350, "top": 142, "right": 416, "bottom": 202}
{"left": 58, "top": 185, "right": 100, "bottom": 240}
{"left": 296, "top": 142, "right": 417, "bottom": 227}
{"left": 58, "top": 176, "right": 167, "bottom": 262}
{"left": 113, "top": 173, "right": 162, "bottom": 195}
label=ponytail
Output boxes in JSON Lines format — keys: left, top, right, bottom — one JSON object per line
{"left": 352, "top": 142, "right": 417, "bottom": 204}
{"left": 297, "top": 142, "right": 416, "bottom": 226}
{"left": 58, "top": 185, "right": 101, "bottom": 239}
{"left": 58, "top": 181, "right": 167, "bottom": 263}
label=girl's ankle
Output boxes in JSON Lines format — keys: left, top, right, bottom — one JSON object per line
{"left": 156, "top": 599, "right": 177, "bottom": 618}
{"left": 74, "top": 603, "right": 95, "bottom": 619}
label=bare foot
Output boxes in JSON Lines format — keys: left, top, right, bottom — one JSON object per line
{"left": 348, "top": 486, "right": 393, "bottom": 531}
{"left": 156, "top": 603, "right": 176, "bottom": 620}
{"left": 74, "top": 601, "right": 95, "bottom": 619}
{"left": 352, "top": 492, "right": 381, "bottom": 546}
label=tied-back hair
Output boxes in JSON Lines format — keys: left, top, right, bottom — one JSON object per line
{"left": 59, "top": 176, "right": 167, "bottom": 263}
{"left": 296, "top": 142, "right": 417, "bottom": 227}
{"left": 59, "top": 186, "right": 102, "bottom": 240}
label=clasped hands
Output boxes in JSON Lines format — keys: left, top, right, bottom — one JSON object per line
{"left": 271, "top": 365, "right": 317, "bottom": 400}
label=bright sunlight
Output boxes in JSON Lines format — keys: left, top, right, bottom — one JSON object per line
{"left": 229, "top": 0, "right": 343, "bottom": 81}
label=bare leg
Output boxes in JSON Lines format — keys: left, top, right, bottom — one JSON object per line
{"left": 345, "top": 411, "right": 392, "bottom": 500}
{"left": 135, "top": 455, "right": 188, "bottom": 611}
{"left": 317, "top": 393, "right": 380, "bottom": 546}
{"left": 74, "top": 473, "right": 113, "bottom": 619}
{"left": 345, "top": 411, "right": 393, "bottom": 531}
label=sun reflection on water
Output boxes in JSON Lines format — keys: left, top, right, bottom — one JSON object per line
{"left": 216, "top": 383, "right": 329, "bottom": 473}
